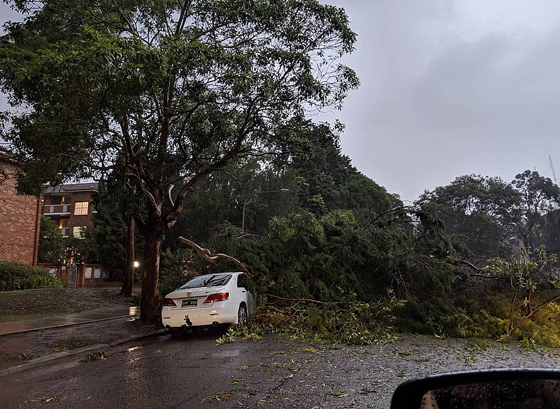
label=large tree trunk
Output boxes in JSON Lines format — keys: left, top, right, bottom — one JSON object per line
{"left": 139, "top": 211, "right": 164, "bottom": 324}
{"left": 120, "top": 215, "right": 135, "bottom": 297}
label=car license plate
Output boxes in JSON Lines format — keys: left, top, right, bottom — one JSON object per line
{"left": 182, "top": 299, "right": 197, "bottom": 307}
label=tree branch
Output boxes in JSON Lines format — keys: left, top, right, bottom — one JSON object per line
{"left": 262, "top": 294, "right": 339, "bottom": 305}
{"left": 177, "top": 236, "right": 252, "bottom": 278}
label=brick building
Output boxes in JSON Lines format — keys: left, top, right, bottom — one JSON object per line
{"left": 0, "top": 148, "right": 41, "bottom": 265}
{"left": 42, "top": 182, "right": 110, "bottom": 287}
{"left": 43, "top": 182, "right": 98, "bottom": 238}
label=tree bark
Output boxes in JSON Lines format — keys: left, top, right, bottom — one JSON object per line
{"left": 140, "top": 211, "right": 164, "bottom": 324}
{"left": 120, "top": 215, "right": 135, "bottom": 297}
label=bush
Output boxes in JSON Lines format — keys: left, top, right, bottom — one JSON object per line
{"left": 0, "top": 261, "right": 63, "bottom": 291}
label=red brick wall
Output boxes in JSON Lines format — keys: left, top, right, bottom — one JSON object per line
{"left": 69, "top": 191, "right": 95, "bottom": 232}
{"left": 0, "top": 160, "right": 40, "bottom": 265}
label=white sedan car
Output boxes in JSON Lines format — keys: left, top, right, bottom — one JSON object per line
{"left": 161, "top": 272, "right": 256, "bottom": 330}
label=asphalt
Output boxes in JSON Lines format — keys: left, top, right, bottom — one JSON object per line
{"left": 0, "top": 307, "right": 164, "bottom": 378}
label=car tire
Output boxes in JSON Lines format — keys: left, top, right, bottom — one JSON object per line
{"left": 237, "top": 304, "right": 248, "bottom": 325}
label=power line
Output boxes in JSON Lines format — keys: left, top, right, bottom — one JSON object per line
{"left": 549, "top": 155, "right": 558, "bottom": 186}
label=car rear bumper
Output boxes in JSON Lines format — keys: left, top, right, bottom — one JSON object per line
{"left": 161, "top": 305, "right": 238, "bottom": 328}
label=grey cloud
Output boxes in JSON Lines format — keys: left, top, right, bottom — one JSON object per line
{"left": 402, "top": 28, "right": 560, "bottom": 130}
{"left": 327, "top": 2, "right": 560, "bottom": 201}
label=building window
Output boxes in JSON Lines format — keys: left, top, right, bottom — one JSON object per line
{"left": 74, "top": 202, "right": 89, "bottom": 215}
{"left": 73, "top": 226, "right": 85, "bottom": 239}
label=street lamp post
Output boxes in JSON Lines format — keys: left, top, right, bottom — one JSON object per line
{"left": 133, "top": 261, "right": 139, "bottom": 283}
{"left": 242, "top": 189, "right": 289, "bottom": 233}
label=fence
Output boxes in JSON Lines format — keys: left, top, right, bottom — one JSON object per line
{"left": 38, "top": 263, "right": 109, "bottom": 287}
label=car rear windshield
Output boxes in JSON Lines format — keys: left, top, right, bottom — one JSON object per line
{"left": 179, "top": 274, "right": 232, "bottom": 289}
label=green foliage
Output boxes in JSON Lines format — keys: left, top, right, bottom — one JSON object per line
{"left": 290, "top": 136, "right": 400, "bottom": 216}
{"left": 488, "top": 247, "right": 558, "bottom": 296}
{"left": 65, "top": 227, "right": 96, "bottom": 264}
{"left": 453, "top": 290, "right": 510, "bottom": 338}
{"left": 398, "top": 297, "right": 476, "bottom": 338}
{"left": 0, "top": 261, "right": 62, "bottom": 291}
{"left": 417, "top": 174, "right": 520, "bottom": 257}
{"left": 467, "top": 340, "right": 496, "bottom": 351}
{"left": 268, "top": 271, "right": 312, "bottom": 300}
{"left": 511, "top": 303, "right": 560, "bottom": 348}
{"left": 217, "top": 324, "right": 263, "bottom": 345}
{"left": 38, "top": 216, "right": 66, "bottom": 263}
{"left": 418, "top": 171, "right": 560, "bottom": 257}
{"left": 219, "top": 294, "right": 404, "bottom": 346}
{"left": 512, "top": 170, "right": 560, "bottom": 248}
{"left": 517, "top": 337, "right": 538, "bottom": 351}
{"left": 417, "top": 247, "right": 560, "bottom": 347}
{"left": 487, "top": 246, "right": 560, "bottom": 337}
{"left": 269, "top": 211, "right": 326, "bottom": 256}
{"left": 86, "top": 180, "right": 128, "bottom": 270}
{"left": 158, "top": 248, "right": 191, "bottom": 297}
{"left": 165, "top": 160, "right": 297, "bottom": 247}
{"left": 80, "top": 351, "right": 108, "bottom": 362}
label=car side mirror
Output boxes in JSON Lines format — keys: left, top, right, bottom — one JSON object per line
{"left": 391, "top": 369, "right": 560, "bottom": 409}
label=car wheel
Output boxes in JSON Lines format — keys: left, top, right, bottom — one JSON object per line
{"left": 237, "top": 304, "right": 248, "bottom": 325}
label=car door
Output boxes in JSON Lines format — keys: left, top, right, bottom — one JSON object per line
{"left": 237, "top": 273, "right": 256, "bottom": 316}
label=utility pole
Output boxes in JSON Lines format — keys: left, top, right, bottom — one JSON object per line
{"left": 120, "top": 214, "right": 135, "bottom": 297}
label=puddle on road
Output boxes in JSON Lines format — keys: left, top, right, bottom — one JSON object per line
{"left": 211, "top": 349, "right": 242, "bottom": 359}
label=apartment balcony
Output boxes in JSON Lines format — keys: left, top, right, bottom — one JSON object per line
{"left": 43, "top": 204, "right": 71, "bottom": 216}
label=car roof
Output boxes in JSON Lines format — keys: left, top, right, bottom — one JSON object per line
{"left": 197, "top": 272, "right": 243, "bottom": 276}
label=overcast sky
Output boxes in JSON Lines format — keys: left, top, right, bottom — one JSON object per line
{"left": 2, "top": 1, "right": 560, "bottom": 201}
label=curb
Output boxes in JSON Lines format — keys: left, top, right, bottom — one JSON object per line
{"left": 0, "top": 315, "right": 136, "bottom": 338}
{"left": 109, "top": 328, "right": 167, "bottom": 347}
{"left": 0, "top": 329, "right": 166, "bottom": 378}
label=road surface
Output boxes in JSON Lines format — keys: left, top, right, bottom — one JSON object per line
{"left": 2, "top": 331, "right": 560, "bottom": 408}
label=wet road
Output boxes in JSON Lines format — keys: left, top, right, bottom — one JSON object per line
{"left": 0, "top": 330, "right": 394, "bottom": 408}
{"left": 2, "top": 332, "right": 560, "bottom": 408}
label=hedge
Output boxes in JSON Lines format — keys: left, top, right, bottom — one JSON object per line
{"left": 0, "top": 261, "right": 63, "bottom": 291}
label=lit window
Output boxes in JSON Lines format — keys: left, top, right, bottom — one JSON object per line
{"left": 72, "top": 226, "right": 85, "bottom": 239}
{"left": 74, "top": 202, "right": 89, "bottom": 215}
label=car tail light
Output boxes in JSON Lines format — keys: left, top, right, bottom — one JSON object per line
{"left": 204, "top": 292, "right": 229, "bottom": 303}
{"left": 162, "top": 298, "right": 177, "bottom": 306}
